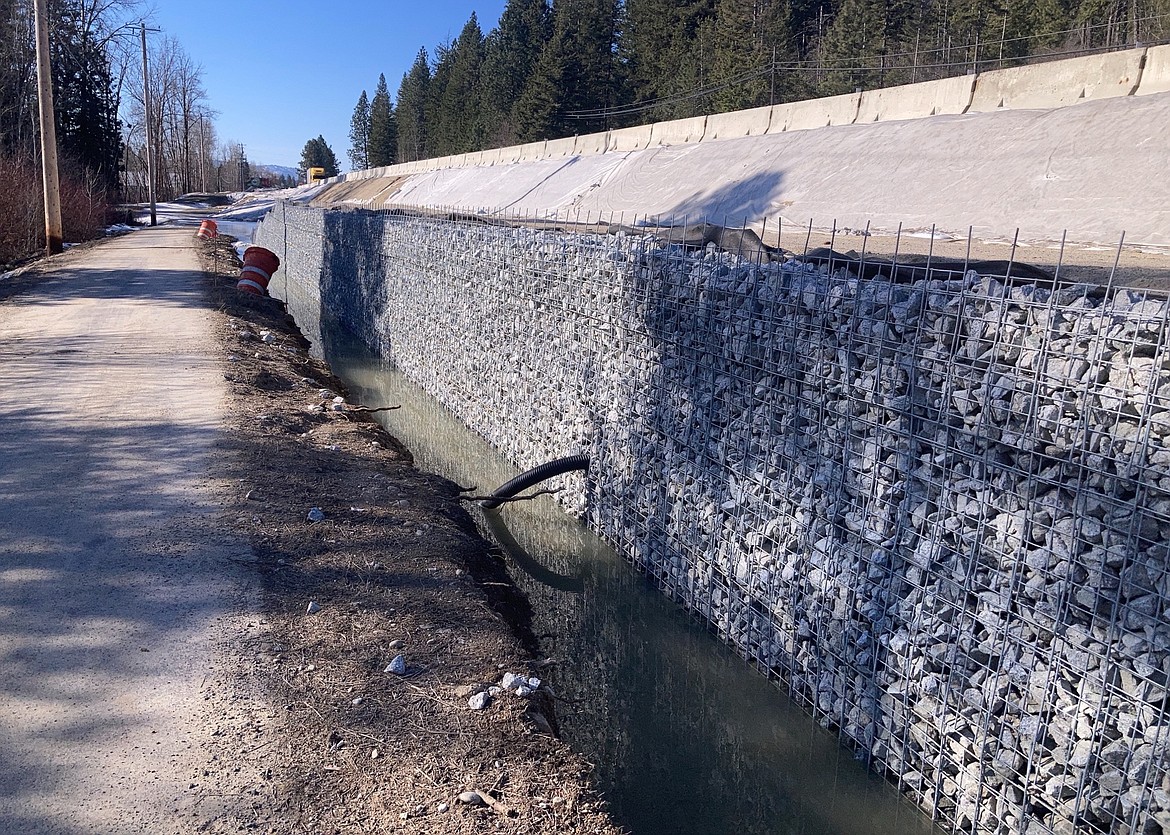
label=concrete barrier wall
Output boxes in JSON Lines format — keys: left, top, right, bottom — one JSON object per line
{"left": 1138, "top": 44, "right": 1170, "bottom": 95}
{"left": 606, "top": 125, "right": 653, "bottom": 152}
{"left": 544, "top": 137, "right": 579, "bottom": 157}
{"left": 649, "top": 115, "right": 708, "bottom": 146}
{"left": 575, "top": 131, "right": 609, "bottom": 156}
{"left": 334, "top": 47, "right": 1156, "bottom": 179}
{"left": 497, "top": 145, "right": 524, "bottom": 165}
{"left": 258, "top": 205, "right": 1170, "bottom": 835}
{"left": 855, "top": 74, "right": 976, "bottom": 122}
{"left": 772, "top": 91, "right": 861, "bottom": 132}
{"left": 705, "top": 104, "right": 773, "bottom": 140}
{"left": 516, "top": 140, "right": 548, "bottom": 162}
{"left": 969, "top": 49, "right": 1145, "bottom": 111}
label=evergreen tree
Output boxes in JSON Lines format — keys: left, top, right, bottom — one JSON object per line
{"left": 368, "top": 73, "right": 397, "bottom": 166}
{"left": 432, "top": 14, "right": 484, "bottom": 156}
{"left": 298, "top": 135, "right": 339, "bottom": 178}
{"left": 818, "top": 0, "right": 890, "bottom": 94}
{"left": 396, "top": 49, "right": 430, "bottom": 162}
{"left": 620, "top": 0, "right": 719, "bottom": 121}
{"left": 50, "top": 2, "right": 123, "bottom": 193}
{"left": 705, "top": 0, "right": 799, "bottom": 112}
{"left": 514, "top": 0, "right": 621, "bottom": 140}
{"left": 348, "top": 89, "right": 370, "bottom": 170}
{"left": 480, "top": 0, "right": 551, "bottom": 147}
{"left": 424, "top": 41, "right": 453, "bottom": 157}
{"left": 512, "top": 34, "right": 566, "bottom": 140}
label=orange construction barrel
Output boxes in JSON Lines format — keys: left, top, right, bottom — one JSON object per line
{"left": 196, "top": 219, "right": 218, "bottom": 240}
{"left": 236, "top": 246, "right": 280, "bottom": 296}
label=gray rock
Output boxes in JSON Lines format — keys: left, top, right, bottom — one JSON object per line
{"left": 468, "top": 691, "right": 491, "bottom": 710}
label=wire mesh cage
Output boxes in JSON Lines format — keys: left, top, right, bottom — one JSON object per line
{"left": 255, "top": 202, "right": 1170, "bottom": 835}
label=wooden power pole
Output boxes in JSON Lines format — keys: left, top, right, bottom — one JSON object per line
{"left": 141, "top": 23, "right": 157, "bottom": 226}
{"left": 32, "top": 0, "right": 63, "bottom": 254}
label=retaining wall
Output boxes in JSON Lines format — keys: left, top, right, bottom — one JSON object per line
{"left": 257, "top": 202, "right": 1170, "bottom": 835}
{"left": 323, "top": 45, "right": 1164, "bottom": 187}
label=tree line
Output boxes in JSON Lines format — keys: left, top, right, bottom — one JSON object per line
{"left": 0, "top": 0, "right": 272, "bottom": 263}
{"left": 347, "top": 0, "right": 1170, "bottom": 168}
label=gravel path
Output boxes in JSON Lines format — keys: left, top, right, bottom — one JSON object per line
{"left": 0, "top": 228, "right": 259, "bottom": 834}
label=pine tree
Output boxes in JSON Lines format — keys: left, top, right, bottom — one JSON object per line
{"left": 480, "top": 0, "right": 552, "bottom": 147}
{"left": 299, "top": 135, "right": 339, "bottom": 178}
{"left": 368, "top": 74, "right": 397, "bottom": 167}
{"left": 396, "top": 49, "right": 430, "bottom": 162}
{"left": 819, "top": 0, "right": 889, "bottom": 94}
{"left": 348, "top": 90, "right": 370, "bottom": 170}
{"left": 706, "top": 0, "right": 797, "bottom": 112}
{"left": 512, "top": 35, "right": 566, "bottom": 140}
{"left": 432, "top": 14, "right": 484, "bottom": 156}
{"left": 514, "top": 0, "right": 621, "bottom": 140}
{"left": 620, "top": 0, "right": 718, "bottom": 121}
{"left": 50, "top": 3, "right": 123, "bottom": 193}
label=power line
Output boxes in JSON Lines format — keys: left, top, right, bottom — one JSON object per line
{"left": 561, "top": 24, "right": 1165, "bottom": 121}
{"left": 565, "top": 12, "right": 1170, "bottom": 121}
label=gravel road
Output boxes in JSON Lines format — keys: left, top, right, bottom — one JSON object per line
{"left": 0, "top": 228, "right": 264, "bottom": 834}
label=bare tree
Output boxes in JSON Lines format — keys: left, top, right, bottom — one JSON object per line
{"left": 122, "top": 32, "right": 212, "bottom": 200}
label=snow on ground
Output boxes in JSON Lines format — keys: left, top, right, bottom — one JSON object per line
{"left": 326, "top": 92, "right": 1170, "bottom": 248}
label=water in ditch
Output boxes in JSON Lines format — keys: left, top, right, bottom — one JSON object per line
{"left": 318, "top": 322, "right": 941, "bottom": 835}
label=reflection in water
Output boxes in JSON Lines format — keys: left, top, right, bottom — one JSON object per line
{"left": 324, "top": 325, "right": 939, "bottom": 835}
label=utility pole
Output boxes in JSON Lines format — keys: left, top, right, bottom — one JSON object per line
{"left": 141, "top": 23, "right": 157, "bottom": 226}
{"left": 32, "top": 0, "right": 62, "bottom": 254}
{"left": 198, "top": 113, "right": 207, "bottom": 192}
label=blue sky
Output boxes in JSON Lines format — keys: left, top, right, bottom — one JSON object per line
{"left": 148, "top": 0, "right": 509, "bottom": 169}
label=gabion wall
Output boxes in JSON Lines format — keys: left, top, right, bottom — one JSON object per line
{"left": 256, "top": 204, "right": 1170, "bottom": 835}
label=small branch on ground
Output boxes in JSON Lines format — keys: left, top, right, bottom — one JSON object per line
{"left": 470, "top": 789, "right": 517, "bottom": 817}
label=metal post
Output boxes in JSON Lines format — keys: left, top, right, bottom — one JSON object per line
{"left": 32, "top": 0, "right": 63, "bottom": 254}
{"left": 141, "top": 23, "right": 156, "bottom": 226}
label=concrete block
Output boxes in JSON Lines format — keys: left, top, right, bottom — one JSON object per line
{"left": 705, "top": 105, "right": 773, "bottom": 140}
{"left": 649, "top": 115, "right": 707, "bottom": 147}
{"left": 855, "top": 75, "right": 976, "bottom": 123}
{"left": 477, "top": 148, "right": 503, "bottom": 166}
{"left": 969, "top": 48, "right": 1145, "bottom": 111}
{"left": 607, "top": 125, "right": 653, "bottom": 152}
{"left": 516, "top": 140, "right": 548, "bottom": 162}
{"left": 771, "top": 92, "right": 861, "bottom": 132}
{"left": 544, "top": 137, "right": 579, "bottom": 158}
{"left": 575, "top": 131, "right": 609, "bottom": 156}
{"left": 1137, "top": 45, "right": 1170, "bottom": 96}
{"left": 495, "top": 145, "right": 523, "bottom": 165}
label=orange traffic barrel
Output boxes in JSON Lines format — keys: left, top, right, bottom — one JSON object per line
{"left": 196, "top": 219, "right": 218, "bottom": 239}
{"left": 236, "top": 246, "right": 280, "bottom": 296}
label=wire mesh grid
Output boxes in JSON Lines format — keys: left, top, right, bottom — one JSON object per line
{"left": 254, "top": 202, "right": 1170, "bottom": 835}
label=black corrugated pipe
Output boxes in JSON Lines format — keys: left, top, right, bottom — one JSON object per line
{"left": 480, "top": 454, "right": 589, "bottom": 510}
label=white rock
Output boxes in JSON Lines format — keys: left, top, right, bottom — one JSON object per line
{"left": 385, "top": 655, "right": 407, "bottom": 675}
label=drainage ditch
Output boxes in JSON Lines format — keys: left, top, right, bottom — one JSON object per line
{"left": 317, "top": 321, "right": 941, "bottom": 835}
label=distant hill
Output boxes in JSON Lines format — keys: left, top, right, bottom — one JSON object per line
{"left": 258, "top": 164, "right": 298, "bottom": 181}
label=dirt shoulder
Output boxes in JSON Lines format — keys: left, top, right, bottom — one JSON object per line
{"left": 198, "top": 236, "right": 623, "bottom": 834}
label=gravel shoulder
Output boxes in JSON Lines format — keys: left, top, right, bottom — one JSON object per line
{"left": 197, "top": 234, "right": 623, "bottom": 834}
{"left": 0, "top": 229, "right": 622, "bottom": 835}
